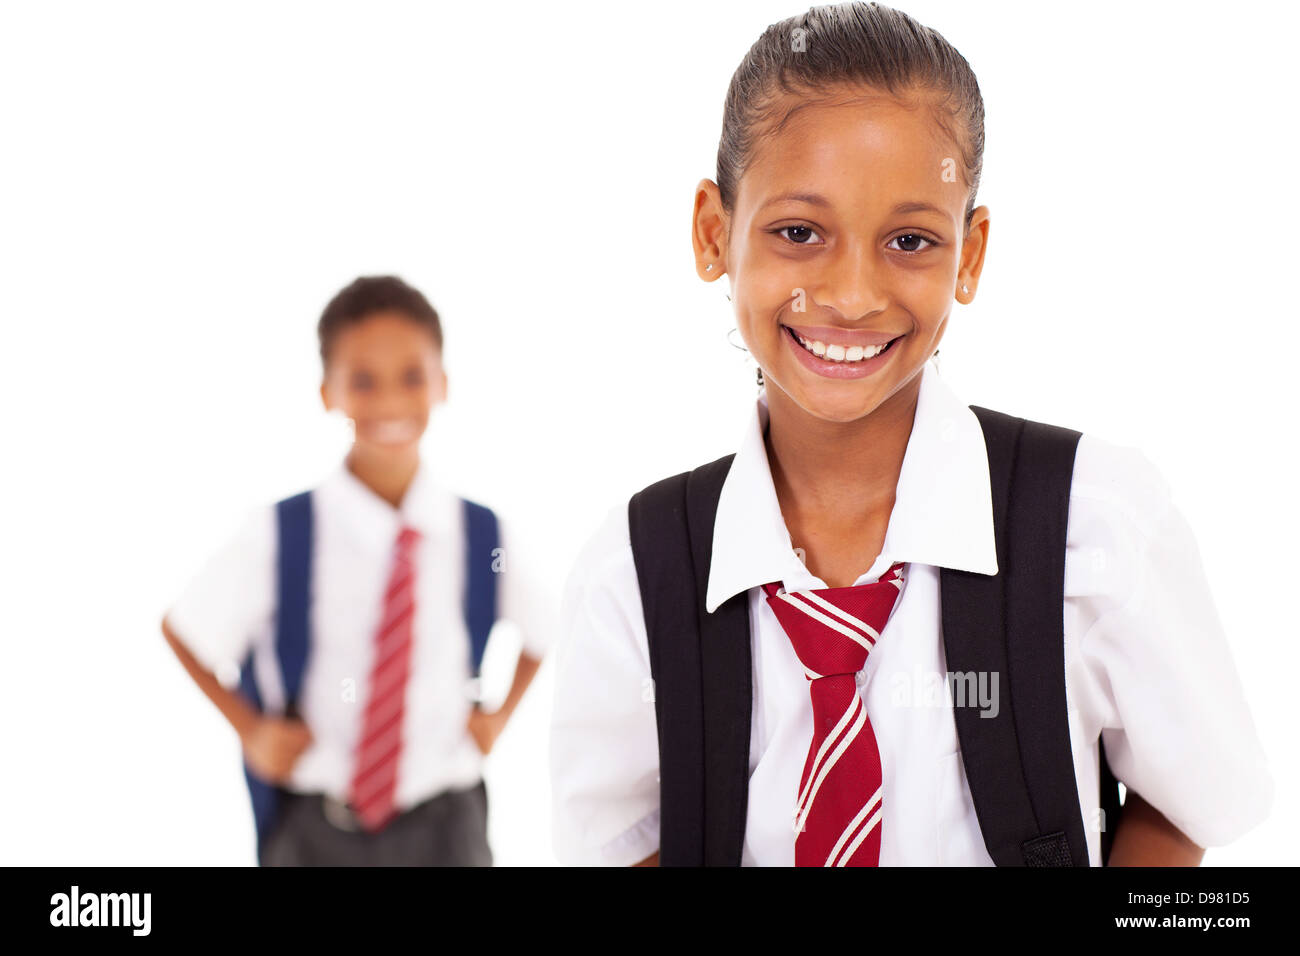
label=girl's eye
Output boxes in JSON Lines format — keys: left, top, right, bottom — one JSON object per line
{"left": 775, "top": 224, "right": 823, "bottom": 245}
{"left": 351, "top": 372, "right": 374, "bottom": 391}
{"left": 888, "top": 233, "right": 937, "bottom": 254}
{"left": 403, "top": 368, "right": 425, "bottom": 387}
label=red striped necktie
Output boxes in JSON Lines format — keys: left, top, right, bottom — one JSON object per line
{"left": 347, "top": 524, "right": 421, "bottom": 832}
{"left": 760, "top": 560, "right": 907, "bottom": 866}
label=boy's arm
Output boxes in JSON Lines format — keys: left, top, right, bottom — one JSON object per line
{"left": 497, "top": 650, "right": 542, "bottom": 722}
{"left": 1107, "top": 790, "right": 1206, "bottom": 866}
{"left": 161, "top": 615, "right": 312, "bottom": 782}
{"left": 633, "top": 851, "right": 659, "bottom": 867}
{"left": 487, "top": 649, "right": 543, "bottom": 725}
{"left": 466, "top": 650, "right": 542, "bottom": 754}
{"left": 161, "top": 615, "right": 260, "bottom": 741}
{"left": 469, "top": 516, "right": 553, "bottom": 748}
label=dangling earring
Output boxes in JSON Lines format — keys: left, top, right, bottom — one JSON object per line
{"left": 726, "top": 326, "right": 762, "bottom": 386}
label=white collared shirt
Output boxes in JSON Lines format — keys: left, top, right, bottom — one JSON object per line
{"left": 166, "top": 457, "right": 556, "bottom": 809}
{"left": 549, "top": 357, "right": 1275, "bottom": 865}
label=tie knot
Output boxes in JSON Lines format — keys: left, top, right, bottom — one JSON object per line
{"left": 395, "top": 525, "right": 422, "bottom": 553}
{"left": 762, "top": 561, "right": 906, "bottom": 679}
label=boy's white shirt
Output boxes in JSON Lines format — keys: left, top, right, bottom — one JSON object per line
{"left": 167, "top": 457, "right": 556, "bottom": 810}
{"left": 549, "top": 357, "right": 1275, "bottom": 866}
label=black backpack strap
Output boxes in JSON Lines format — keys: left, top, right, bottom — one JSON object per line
{"left": 1098, "top": 731, "right": 1122, "bottom": 864}
{"left": 628, "top": 453, "right": 751, "bottom": 866}
{"left": 941, "top": 405, "right": 1092, "bottom": 865}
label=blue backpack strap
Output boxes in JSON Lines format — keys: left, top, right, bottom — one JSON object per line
{"left": 237, "top": 489, "right": 313, "bottom": 863}
{"left": 236, "top": 655, "right": 279, "bottom": 860}
{"left": 461, "top": 497, "right": 500, "bottom": 677}
{"left": 275, "top": 490, "right": 314, "bottom": 713}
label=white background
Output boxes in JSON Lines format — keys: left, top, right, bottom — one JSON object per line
{"left": 1, "top": 0, "right": 1295, "bottom": 866}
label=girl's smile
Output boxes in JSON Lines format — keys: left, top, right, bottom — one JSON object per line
{"left": 781, "top": 323, "right": 907, "bottom": 380}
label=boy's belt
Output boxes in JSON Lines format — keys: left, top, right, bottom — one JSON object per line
{"left": 316, "top": 781, "right": 484, "bottom": 833}
{"left": 321, "top": 794, "right": 366, "bottom": 832}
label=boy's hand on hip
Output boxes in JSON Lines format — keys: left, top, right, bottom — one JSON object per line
{"left": 240, "top": 715, "right": 313, "bottom": 785}
{"left": 466, "top": 705, "right": 507, "bottom": 756}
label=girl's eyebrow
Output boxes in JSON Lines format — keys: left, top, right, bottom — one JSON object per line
{"left": 892, "top": 201, "right": 949, "bottom": 217}
{"left": 761, "top": 193, "right": 949, "bottom": 219}
{"left": 762, "top": 191, "right": 832, "bottom": 209}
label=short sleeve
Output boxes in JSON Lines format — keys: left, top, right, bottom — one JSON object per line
{"left": 1075, "top": 446, "right": 1274, "bottom": 849}
{"left": 495, "top": 516, "right": 559, "bottom": 659}
{"left": 549, "top": 502, "right": 662, "bottom": 866}
{"left": 164, "top": 505, "right": 276, "bottom": 679}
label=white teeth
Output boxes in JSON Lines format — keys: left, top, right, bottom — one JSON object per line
{"left": 793, "top": 331, "right": 890, "bottom": 362}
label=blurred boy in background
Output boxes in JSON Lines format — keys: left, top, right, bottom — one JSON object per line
{"left": 162, "top": 275, "right": 554, "bottom": 865}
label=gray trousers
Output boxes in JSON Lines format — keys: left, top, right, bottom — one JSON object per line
{"left": 261, "top": 780, "right": 492, "bottom": 867}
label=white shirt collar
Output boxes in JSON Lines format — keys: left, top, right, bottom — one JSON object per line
{"left": 323, "top": 455, "right": 458, "bottom": 549}
{"left": 705, "top": 357, "right": 999, "bottom": 613}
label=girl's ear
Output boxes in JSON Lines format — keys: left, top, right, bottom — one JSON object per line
{"left": 319, "top": 379, "right": 332, "bottom": 412}
{"left": 957, "top": 206, "right": 991, "bottom": 302}
{"left": 692, "top": 178, "right": 729, "bottom": 280}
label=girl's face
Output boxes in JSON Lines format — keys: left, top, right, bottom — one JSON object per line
{"left": 319, "top": 311, "right": 447, "bottom": 458}
{"left": 694, "top": 87, "right": 989, "bottom": 424}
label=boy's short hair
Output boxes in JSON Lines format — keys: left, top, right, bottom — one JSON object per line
{"left": 317, "top": 275, "right": 444, "bottom": 368}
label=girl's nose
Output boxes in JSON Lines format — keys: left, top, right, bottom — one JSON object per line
{"left": 815, "top": 245, "right": 889, "bottom": 321}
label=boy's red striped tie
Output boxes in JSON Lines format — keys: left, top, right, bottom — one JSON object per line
{"left": 761, "top": 561, "right": 907, "bottom": 866}
{"left": 347, "top": 525, "right": 421, "bottom": 832}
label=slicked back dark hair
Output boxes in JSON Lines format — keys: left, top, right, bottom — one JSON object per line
{"left": 717, "top": 1, "right": 984, "bottom": 230}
